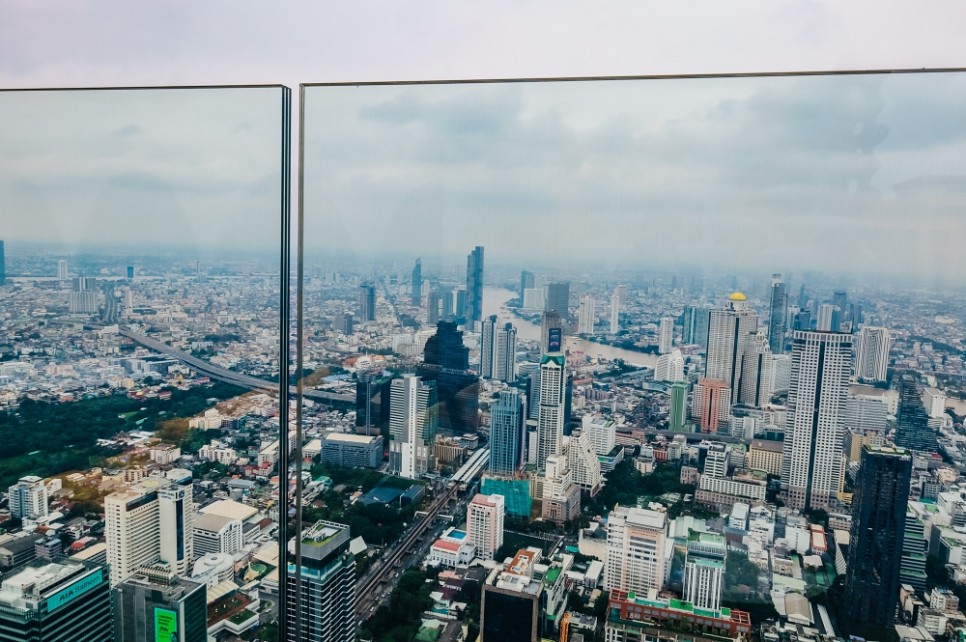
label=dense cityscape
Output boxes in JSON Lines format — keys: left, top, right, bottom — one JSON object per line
{"left": 3, "top": 237, "right": 966, "bottom": 642}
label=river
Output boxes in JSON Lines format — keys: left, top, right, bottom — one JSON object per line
{"left": 482, "top": 287, "right": 657, "bottom": 368}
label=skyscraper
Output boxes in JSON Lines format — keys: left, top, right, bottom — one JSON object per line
{"left": 854, "top": 326, "right": 892, "bottom": 383}
{"left": 467, "top": 494, "right": 505, "bottom": 560}
{"left": 682, "top": 305, "right": 710, "bottom": 348}
{"left": 358, "top": 282, "right": 376, "bottom": 322}
{"left": 104, "top": 469, "right": 194, "bottom": 586}
{"left": 481, "top": 315, "right": 517, "bottom": 382}
{"left": 58, "top": 259, "right": 69, "bottom": 280}
{"left": 894, "top": 373, "right": 938, "bottom": 453}
{"left": 738, "top": 331, "right": 773, "bottom": 407}
{"left": 816, "top": 303, "right": 836, "bottom": 331}
{"left": 69, "top": 276, "right": 99, "bottom": 314}
{"left": 845, "top": 445, "right": 912, "bottom": 629}
{"left": 465, "top": 246, "right": 484, "bottom": 326}
{"left": 669, "top": 381, "right": 688, "bottom": 431}
{"left": 767, "top": 273, "right": 787, "bottom": 354}
{"left": 0, "top": 558, "right": 112, "bottom": 642}
{"left": 654, "top": 349, "right": 684, "bottom": 383}
{"left": 536, "top": 353, "right": 567, "bottom": 470}
{"left": 417, "top": 319, "right": 479, "bottom": 435}
{"left": 604, "top": 506, "right": 667, "bottom": 595}
{"left": 355, "top": 371, "right": 392, "bottom": 437}
{"left": 658, "top": 317, "right": 674, "bottom": 354}
{"left": 683, "top": 531, "right": 726, "bottom": 611}
{"left": 411, "top": 258, "right": 422, "bottom": 306}
{"left": 520, "top": 270, "right": 535, "bottom": 299}
{"left": 113, "top": 575, "right": 207, "bottom": 642}
{"left": 489, "top": 389, "right": 526, "bottom": 475}
{"left": 389, "top": 374, "right": 438, "bottom": 479}
{"left": 286, "top": 521, "right": 357, "bottom": 642}
{"left": 691, "top": 378, "right": 731, "bottom": 433}
{"left": 705, "top": 292, "right": 758, "bottom": 404}
{"left": 609, "top": 291, "right": 620, "bottom": 334}
{"left": 545, "top": 281, "right": 570, "bottom": 322}
{"left": 782, "top": 331, "right": 852, "bottom": 511}
{"left": 577, "top": 295, "right": 595, "bottom": 334}
{"left": 540, "top": 310, "right": 563, "bottom": 355}
{"left": 427, "top": 288, "right": 442, "bottom": 324}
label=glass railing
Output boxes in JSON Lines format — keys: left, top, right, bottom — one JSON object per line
{"left": 0, "top": 85, "right": 290, "bottom": 641}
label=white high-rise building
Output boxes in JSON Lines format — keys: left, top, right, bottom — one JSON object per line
{"left": 57, "top": 259, "right": 68, "bottom": 280}
{"left": 609, "top": 292, "right": 620, "bottom": 334}
{"left": 854, "top": 326, "right": 892, "bottom": 383}
{"left": 582, "top": 413, "right": 616, "bottom": 455}
{"left": 654, "top": 349, "right": 685, "bottom": 383}
{"left": 816, "top": 304, "right": 837, "bottom": 331}
{"left": 782, "top": 331, "right": 852, "bottom": 511}
{"left": 924, "top": 387, "right": 947, "bottom": 419}
{"left": 604, "top": 506, "right": 667, "bottom": 595}
{"left": 577, "top": 296, "right": 595, "bottom": 335}
{"left": 536, "top": 353, "right": 567, "bottom": 470}
{"left": 7, "top": 475, "right": 48, "bottom": 520}
{"left": 567, "top": 430, "right": 602, "bottom": 496}
{"left": 703, "top": 443, "right": 730, "bottom": 478}
{"left": 705, "top": 293, "right": 758, "bottom": 405}
{"left": 658, "top": 317, "right": 674, "bottom": 354}
{"left": 683, "top": 531, "right": 726, "bottom": 611}
{"left": 68, "top": 276, "right": 99, "bottom": 315}
{"left": 105, "top": 469, "right": 194, "bottom": 586}
{"left": 481, "top": 316, "right": 518, "bottom": 382}
{"left": 193, "top": 514, "right": 244, "bottom": 559}
{"left": 541, "top": 454, "right": 581, "bottom": 523}
{"left": 467, "top": 494, "right": 504, "bottom": 561}
{"left": 389, "top": 375, "right": 437, "bottom": 479}
{"left": 738, "top": 331, "right": 773, "bottom": 407}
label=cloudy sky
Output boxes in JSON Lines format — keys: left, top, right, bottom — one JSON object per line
{"left": 1, "top": 2, "right": 965, "bottom": 277}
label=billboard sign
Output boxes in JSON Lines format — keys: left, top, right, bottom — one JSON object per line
{"left": 155, "top": 607, "right": 178, "bottom": 642}
{"left": 547, "top": 328, "right": 562, "bottom": 352}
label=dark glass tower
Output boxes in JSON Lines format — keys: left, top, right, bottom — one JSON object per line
{"left": 894, "top": 373, "right": 937, "bottom": 453}
{"left": 519, "top": 270, "right": 535, "bottom": 299}
{"left": 358, "top": 282, "right": 376, "bottom": 321}
{"left": 411, "top": 258, "right": 421, "bottom": 306}
{"left": 489, "top": 389, "right": 526, "bottom": 475}
{"left": 768, "top": 273, "right": 787, "bottom": 354}
{"left": 464, "top": 245, "right": 484, "bottom": 325}
{"left": 845, "top": 445, "right": 911, "bottom": 630}
{"left": 355, "top": 371, "right": 392, "bottom": 438}
{"left": 545, "top": 281, "right": 570, "bottom": 321}
{"left": 113, "top": 575, "right": 207, "bottom": 642}
{"left": 417, "top": 319, "right": 479, "bottom": 435}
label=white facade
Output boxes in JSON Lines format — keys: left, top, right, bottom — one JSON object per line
{"left": 816, "top": 303, "right": 836, "bottom": 331}
{"left": 658, "top": 317, "right": 674, "bottom": 354}
{"left": 467, "top": 494, "right": 504, "bottom": 560}
{"left": 703, "top": 443, "right": 730, "bottom": 479}
{"left": 536, "top": 353, "right": 567, "bottom": 470}
{"left": 582, "top": 413, "right": 616, "bottom": 455}
{"left": 739, "top": 331, "right": 773, "bottom": 407}
{"left": 683, "top": 533, "right": 726, "bottom": 611}
{"left": 389, "top": 374, "right": 436, "bottom": 479}
{"left": 705, "top": 294, "right": 758, "bottom": 405}
{"left": 567, "top": 430, "right": 602, "bottom": 496}
{"left": 481, "top": 316, "right": 518, "bottom": 382}
{"left": 924, "top": 387, "right": 947, "bottom": 419}
{"left": 578, "top": 296, "right": 595, "bottom": 335}
{"left": 193, "top": 513, "right": 244, "bottom": 559}
{"left": 782, "top": 331, "right": 852, "bottom": 510}
{"left": 604, "top": 506, "right": 667, "bottom": 595}
{"left": 8, "top": 475, "right": 48, "bottom": 520}
{"left": 609, "top": 292, "right": 620, "bottom": 334}
{"left": 854, "top": 326, "right": 892, "bottom": 383}
{"left": 654, "top": 349, "right": 684, "bottom": 383}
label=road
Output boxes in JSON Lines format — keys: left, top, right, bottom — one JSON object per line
{"left": 117, "top": 328, "right": 354, "bottom": 404}
{"left": 354, "top": 483, "right": 459, "bottom": 616}
{"left": 641, "top": 428, "right": 747, "bottom": 445}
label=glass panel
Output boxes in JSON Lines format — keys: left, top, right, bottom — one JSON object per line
{"left": 0, "top": 86, "right": 290, "bottom": 642}
{"left": 301, "top": 71, "right": 966, "bottom": 642}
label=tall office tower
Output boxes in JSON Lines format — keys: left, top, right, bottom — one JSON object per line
{"left": 615, "top": 283, "right": 629, "bottom": 304}
{"left": 654, "top": 349, "right": 684, "bottom": 383}
{"left": 567, "top": 429, "right": 603, "bottom": 496}
{"left": 0, "top": 559, "right": 112, "bottom": 642}
{"left": 604, "top": 506, "right": 667, "bottom": 595}
{"left": 464, "top": 245, "right": 485, "bottom": 326}
{"left": 577, "top": 295, "right": 595, "bottom": 334}
{"left": 682, "top": 305, "right": 710, "bottom": 348}
{"left": 541, "top": 454, "right": 581, "bottom": 523}
{"left": 691, "top": 378, "right": 731, "bottom": 433}
{"left": 355, "top": 371, "right": 392, "bottom": 437}
{"left": 467, "top": 494, "right": 505, "bottom": 560}
{"left": 658, "top": 316, "right": 674, "bottom": 354}
{"left": 854, "top": 326, "right": 892, "bottom": 383}
{"left": 389, "top": 375, "right": 438, "bottom": 478}
{"left": 520, "top": 270, "right": 535, "bottom": 299}
{"left": 113, "top": 575, "right": 206, "bottom": 642}
{"left": 481, "top": 316, "right": 518, "bottom": 382}
{"left": 489, "top": 389, "right": 527, "bottom": 475}
{"left": 738, "top": 331, "right": 773, "bottom": 407}
{"left": 894, "top": 373, "right": 938, "bottom": 453}
{"left": 0, "top": 240, "right": 4, "bottom": 286}
{"left": 683, "top": 531, "right": 726, "bottom": 611}
{"left": 669, "top": 381, "right": 688, "bottom": 431}
{"left": 358, "top": 282, "right": 376, "bottom": 321}
{"left": 792, "top": 309, "right": 811, "bottom": 331}
{"left": 781, "top": 331, "right": 852, "bottom": 511}
{"left": 797, "top": 282, "right": 808, "bottom": 309}
{"left": 69, "top": 276, "right": 99, "bottom": 314}
{"left": 816, "top": 303, "right": 836, "bottom": 331}
{"left": 57, "top": 258, "right": 68, "bottom": 280}
{"left": 609, "top": 291, "right": 620, "bottom": 333}
{"left": 417, "top": 319, "right": 479, "bottom": 435}
{"left": 545, "top": 281, "right": 570, "bottom": 321}
{"left": 8, "top": 475, "right": 48, "bottom": 520}
{"left": 126, "top": 264, "right": 135, "bottom": 280}
{"left": 286, "top": 521, "right": 357, "bottom": 642}
{"left": 411, "top": 258, "right": 422, "bottom": 306}
{"left": 104, "top": 469, "right": 194, "bottom": 586}
{"left": 426, "top": 289, "right": 442, "bottom": 324}
{"left": 335, "top": 312, "right": 354, "bottom": 335}
{"left": 535, "top": 353, "right": 567, "bottom": 470}
{"left": 832, "top": 290, "right": 848, "bottom": 325}
{"left": 540, "top": 310, "right": 564, "bottom": 354}
{"left": 845, "top": 445, "right": 912, "bottom": 629}
{"left": 768, "top": 274, "right": 787, "bottom": 354}
{"left": 705, "top": 292, "right": 758, "bottom": 404}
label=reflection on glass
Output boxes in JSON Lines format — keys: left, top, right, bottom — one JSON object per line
{"left": 0, "top": 87, "right": 289, "bottom": 642}
{"left": 301, "top": 72, "right": 966, "bottom": 642}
